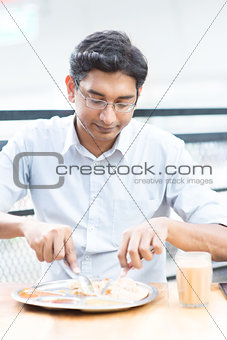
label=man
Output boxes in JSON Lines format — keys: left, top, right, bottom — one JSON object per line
{"left": 0, "top": 30, "right": 227, "bottom": 283}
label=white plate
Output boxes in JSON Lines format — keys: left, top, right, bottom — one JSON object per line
{"left": 12, "top": 279, "right": 158, "bottom": 313}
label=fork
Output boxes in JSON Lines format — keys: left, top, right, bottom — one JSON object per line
{"left": 101, "top": 246, "right": 155, "bottom": 295}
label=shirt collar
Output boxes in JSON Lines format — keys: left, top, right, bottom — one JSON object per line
{"left": 61, "top": 114, "right": 132, "bottom": 162}
{"left": 61, "top": 114, "right": 81, "bottom": 155}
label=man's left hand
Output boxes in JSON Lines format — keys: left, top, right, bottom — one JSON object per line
{"left": 117, "top": 217, "right": 168, "bottom": 270}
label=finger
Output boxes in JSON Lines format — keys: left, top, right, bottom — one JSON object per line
{"left": 35, "top": 240, "right": 44, "bottom": 262}
{"left": 64, "top": 234, "right": 79, "bottom": 273}
{"left": 128, "top": 232, "right": 143, "bottom": 269}
{"left": 43, "top": 233, "right": 54, "bottom": 263}
{"left": 120, "top": 262, "right": 133, "bottom": 277}
{"left": 117, "top": 230, "right": 131, "bottom": 268}
{"left": 152, "top": 234, "right": 164, "bottom": 254}
{"left": 139, "top": 231, "right": 154, "bottom": 261}
{"left": 53, "top": 232, "right": 65, "bottom": 261}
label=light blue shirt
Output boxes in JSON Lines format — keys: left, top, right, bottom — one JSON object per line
{"left": 0, "top": 114, "right": 227, "bottom": 283}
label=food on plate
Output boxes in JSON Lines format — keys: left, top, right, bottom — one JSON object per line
{"left": 69, "top": 277, "right": 149, "bottom": 301}
{"left": 19, "top": 288, "right": 64, "bottom": 299}
{"left": 42, "top": 297, "right": 79, "bottom": 304}
{"left": 18, "top": 278, "right": 149, "bottom": 305}
{"left": 103, "top": 278, "right": 149, "bottom": 301}
{"left": 13, "top": 278, "right": 155, "bottom": 311}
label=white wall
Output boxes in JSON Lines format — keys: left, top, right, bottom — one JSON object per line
{"left": 0, "top": 0, "right": 227, "bottom": 113}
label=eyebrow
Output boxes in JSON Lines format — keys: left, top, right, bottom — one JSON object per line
{"left": 87, "top": 88, "right": 135, "bottom": 100}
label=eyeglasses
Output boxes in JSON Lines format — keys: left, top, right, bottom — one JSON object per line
{"left": 74, "top": 80, "right": 138, "bottom": 113}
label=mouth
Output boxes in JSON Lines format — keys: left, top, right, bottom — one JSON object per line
{"left": 94, "top": 124, "right": 116, "bottom": 133}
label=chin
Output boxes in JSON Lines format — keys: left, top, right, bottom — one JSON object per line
{"left": 93, "top": 132, "right": 118, "bottom": 141}
{"left": 91, "top": 127, "right": 121, "bottom": 140}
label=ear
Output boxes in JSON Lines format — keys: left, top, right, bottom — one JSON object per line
{"left": 134, "top": 86, "right": 143, "bottom": 108}
{"left": 65, "top": 75, "right": 75, "bottom": 103}
{"left": 138, "top": 86, "right": 143, "bottom": 97}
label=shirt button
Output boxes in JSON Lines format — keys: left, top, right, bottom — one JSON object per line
{"left": 89, "top": 226, "right": 94, "bottom": 232}
{"left": 85, "top": 255, "right": 90, "bottom": 260}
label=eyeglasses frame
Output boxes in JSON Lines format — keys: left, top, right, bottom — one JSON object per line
{"left": 74, "top": 79, "right": 138, "bottom": 113}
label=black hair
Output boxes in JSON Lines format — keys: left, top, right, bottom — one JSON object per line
{"left": 69, "top": 30, "right": 148, "bottom": 89}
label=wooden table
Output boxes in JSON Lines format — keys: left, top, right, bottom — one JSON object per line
{"left": 0, "top": 282, "right": 226, "bottom": 340}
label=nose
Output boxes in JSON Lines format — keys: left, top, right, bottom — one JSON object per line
{"left": 99, "top": 104, "right": 117, "bottom": 125}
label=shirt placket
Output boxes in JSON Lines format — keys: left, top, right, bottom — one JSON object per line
{"left": 81, "top": 160, "right": 102, "bottom": 276}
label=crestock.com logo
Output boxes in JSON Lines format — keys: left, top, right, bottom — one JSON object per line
{"left": 13, "top": 152, "right": 65, "bottom": 189}
{"left": 13, "top": 152, "right": 213, "bottom": 189}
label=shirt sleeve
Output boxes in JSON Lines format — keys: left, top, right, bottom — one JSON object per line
{"left": 165, "top": 141, "right": 227, "bottom": 226}
{"left": 0, "top": 132, "right": 31, "bottom": 212}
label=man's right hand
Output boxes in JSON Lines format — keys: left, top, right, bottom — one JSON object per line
{"left": 21, "top": 221, "right": 79, "bottom": 273}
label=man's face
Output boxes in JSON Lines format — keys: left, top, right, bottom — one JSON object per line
{"left": 66, "top": 70, "right": 140, "bottom": 145}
